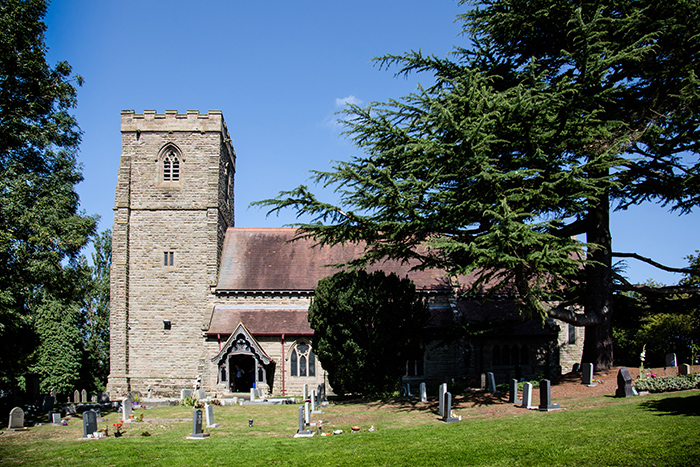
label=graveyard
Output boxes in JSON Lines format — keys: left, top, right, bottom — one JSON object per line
{"left": 1, "top": 367, "right": 699, "bottom": 466}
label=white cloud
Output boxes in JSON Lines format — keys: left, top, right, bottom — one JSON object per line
{"left": 335, "top": 95, "right": 362, "bottom": 107}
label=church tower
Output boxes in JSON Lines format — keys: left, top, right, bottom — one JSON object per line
{"left": 108, "top": 110, "right": 235, "bottom": 397}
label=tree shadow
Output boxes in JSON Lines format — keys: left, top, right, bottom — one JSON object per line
{"left": 638, "top": 393, "right": 700, "bottom": 416}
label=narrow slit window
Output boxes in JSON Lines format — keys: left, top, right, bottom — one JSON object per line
{"left": 164, "top": 251, "right": 174, "bottom": 266}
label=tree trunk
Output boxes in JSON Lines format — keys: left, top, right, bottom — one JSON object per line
{"left": 581, "top": 194, "right": 615, "bottom": 370}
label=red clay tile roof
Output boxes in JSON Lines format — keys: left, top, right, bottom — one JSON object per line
{"left": 215, "top": 228, "right": 458, "bottom": 292}
{"left": 207, "top": 308, "right": 312, "bottom": 336}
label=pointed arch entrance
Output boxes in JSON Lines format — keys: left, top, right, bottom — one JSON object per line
{"left": 212, "top": 323, "right": 275, "bottom": 393}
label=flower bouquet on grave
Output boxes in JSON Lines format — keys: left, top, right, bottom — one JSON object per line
{"left": 113, "top": 421, "right": 124, "bottom": 437}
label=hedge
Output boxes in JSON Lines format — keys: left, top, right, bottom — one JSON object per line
{"left": 634, "top": 373, "right": 700, "bottom": 393}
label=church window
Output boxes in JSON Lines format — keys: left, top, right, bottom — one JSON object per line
{"left": 164, "top": 251, "right": 174, "bottom": 266}
{"left": 290, "top": 341, "right": 315, "bottom": 377}
{"left": 568, "top": 323, "right": 577, "bottom": 344}
{"left": 163, "top": 151, "right": 180, "bottom": 181}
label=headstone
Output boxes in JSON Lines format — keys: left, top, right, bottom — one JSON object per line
{"left": 8, "top": 407, "right": 25, "bottom": 430}
{"left": 50, "top": 411, "right": 61, "bottom": 425}
{"left": 572, "top": 363, "right": 581, "bottom": 373}
{"left": 419, "top": 382, "right": 427, "bottom": 402}
{"left": 508, "top": 379, "right": 522, "bottom": 404}
{"left": 615, "top": 367, "right": 635, "bottom": 397}
{"left": 73, "top": 390, "right": 80, "bottom": 403}
{"left": 582, "top": 363, "right": 597, "bottom": 386}
{"left": 204, "top": 404, "right": 219, "bottom": 428}
{"left": 521, "top": 382, "right": 534, "bottom": 409}
{"left": 302, "top": 384, "right": 308, "bottom": 401}
{"left": 180, "top": 389, "right": 193, "bottom": 400}
{"left": 91, "top": 395, "right": 97, "bottom": 403}
{"left": 42, "top": 395, "right": 54, "bottom": 413}
{"left": 294, "top": 405, "right": 314, "bottom": 437}
{"left": 304, "top": 401, "right": 310, "bottom": 425}
{"left": 442, "top": 392, "right": 460, "bottom": 423}
{"left": 121, "top": 397, "right": 133, "bottom": 421}
{"left": 487, "top": 372, "right": 497, "bottom": 393}
{"left": 250, "top": 388, "right": 256, "bottom": 402}
{"left": 480, "top": 373, "right": 486, "bottom": 390}
{"left": 83, "top": 410, "right": 98, "bottom": 438}
{"left": 438, "top": 383, "right": 448, "bottom": 418}
{"left": 81, "top": 389, "right": 88, "bottom": 403}
{"left": 320, "top": 383, "right": 327, "bottom": 403}
{"left": 665, "top": 353, "right": 677, "bottom": 367}
{"left": 538, "top": 379, "right": 560, "bottom": 411}
{"left": 680, "top": 363, "right": 691, "bottom": 376}
{"left": 66, "top": 404, "right": 77, "bottom": 415}
{"left": 405, "top": 382, "right": 414, "bottom": 397}
{"left": 50, "top": 388, "right": 57, "bottom": 403}
{"left": 196, "top": 389, "right": 206, "bottom": 400}
{"left": 187, "top": 408, "right": 209, "bottom": 438}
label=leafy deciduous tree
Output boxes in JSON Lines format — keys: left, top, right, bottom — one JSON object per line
{"left": 259, "top": 0, "right": 700, "bottom": 370}
{"left": 308, "top": 270, "right": 428, "bottom": 396}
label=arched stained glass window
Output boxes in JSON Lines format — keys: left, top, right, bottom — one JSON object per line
{"left": 290, "top": 341, "right": 315, "bottom": 377}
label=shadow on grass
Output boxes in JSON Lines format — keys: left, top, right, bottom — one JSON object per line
{"left": 639, "top": 393, "right": 700, "bottom": 416}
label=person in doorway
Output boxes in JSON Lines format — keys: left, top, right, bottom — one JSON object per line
{"left": 234, "top": 365, "right": 245, "bottom": 392}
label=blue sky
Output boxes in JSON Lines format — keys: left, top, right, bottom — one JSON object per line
{"left": 44, "top": 0, "right": 698, "bottom": 285}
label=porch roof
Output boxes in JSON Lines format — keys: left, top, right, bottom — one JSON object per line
{"left": 206, "top": 307, "right": 313, "bottom": 336}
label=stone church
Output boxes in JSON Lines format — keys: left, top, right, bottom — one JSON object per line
{"left": 107, "top": 110, "right": 583, "bottom": 399}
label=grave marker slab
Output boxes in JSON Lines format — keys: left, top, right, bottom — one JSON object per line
{"left": 441, "top": 392, "right": 460, "bottom": 423}
{"left": 294, "top": 405, "right": 314, "bottom": 437}
{"left": 42, "top": 395, "right": 54, "bottom": 413}
{"left": 81, "top": 389, "right": 88, "bottom": 403}
{"left": 538, "top": 379, "right": 560, "bottom": 411}
{"left": 486, "top": 372, "right": 497, "bottom": 393}
{"left": 582, "top": 363, "right": 597, "bottom": 386}
{"left": 121, "top": 397, "right": 133, "bottom": 421}
{"left": 438, "top": 383, "right": 447, "bottom": 418}
{"left": 615, "top": 367, "right": 635, "bottom": 397}
{"left": 73, "top": 390, "right": 80, "bottom": 403}
{"left": 83, "top": 410, "right": 98, "bottom": 438}
{"left": 205, "top": 404, "right": 219, "bottom": 428}
{"left": 419, "top": 382, "right": 427, "bottom": 402}
{"left": 665, "top": 353, "right": 677, "bottom": 367}
{"left": 196, "top": 389, "right": 206, "bottom": 400}
{"left": 8, "top": 407, "right": 26, "bottom": 431}
{"left": 521, "top": 383, "right": 534, "bottom": 409}
{"left": 680, "top": 363, "right": 691, "bottom": 376}
{"left": 508, "top": 379, "right": 522, "bottom": 404}
{"left": 50, "top": 411, "right": 61, "bottom": 425}
{"left": 187, "top": 408, "right": 209, "bottom": 439}
{"left": 180, "top": 389, "right": 192, "bottom": 400}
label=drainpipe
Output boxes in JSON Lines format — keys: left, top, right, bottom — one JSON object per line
{"left": 281, "top": 334, "right": 286, "bottom": 396}
{"left": 217, "top": 334, "right": 221, "bottom": 351}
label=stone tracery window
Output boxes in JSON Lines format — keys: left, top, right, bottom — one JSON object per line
{"left": 163, "top": 151, "right": 180, "bottom": 182}
{"left": 290, "top": 341, "right": 315, "bottom": 377}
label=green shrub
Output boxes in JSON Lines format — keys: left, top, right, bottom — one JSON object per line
{"left": 179, "top": 396, "right": 203, "bottom": 408}
{"left": 634, "top": 373, "right": 700, "bottom": 393}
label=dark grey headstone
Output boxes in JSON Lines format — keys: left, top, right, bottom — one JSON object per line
{"left": 582, "top": 363, "right": 597, "bottom": 386}
{"left": 487, "top": 372, "right": 497, "bottom": 393}
{"left": 508, "top": 379, "right": 521, "bottom": 404}
{"left": 442, "top": 391, "right": 460, "bottom": 423}
{"left": 438, "top": 383, "right": 447, "bottom": 418}
{"left": 42, "top": 395, "right": 54, "bottom": 412}
{"left": 295, "top": 405, "right": 313, "bottom": 437}
{"left": 188, "top": 408, "right": 209, "bottom": 438}
{"left": 538, "top": 379, "right": 560, "bottom": 411}
{"left": 521, "top": 382, "right": 534, "bottom": 409}
{"left": 665, "top": 353, "right": 677, "bottom": 367}
{"left": 82, "top": 410, "right": 98, "bottom": 438}
{"left": 616, "top": 367, "right": 635, "bottom": 397}
{"left": 680, "top": 363, "right": 691, "bottom": 376}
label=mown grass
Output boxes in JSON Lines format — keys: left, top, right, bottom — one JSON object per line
{"left": 1, "top": 391, "right": 699, "bottom": 466}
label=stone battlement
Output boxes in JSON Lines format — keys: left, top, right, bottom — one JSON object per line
{"left": 121, "top": 110, "right": 229, "bottom": 134}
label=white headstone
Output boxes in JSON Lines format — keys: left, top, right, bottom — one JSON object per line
{"left": 8, "top": 407, "right": 24, "bottom": 430}
{"left": 250, "top": 388, "right": 256, "bottom": 402}
{"left": 73, "top": 390, "right": 80, "bottom": 403}
{"left": 302, "top": 383, "right": 308, "bottom": 401}
{"left": 81, "top": 389, "right": 87, "bottom": 403}
{"left": 304, "top": 401, "right": 310, "bottom": 425}
{"left": 419, "top": 382, "right": 427, "bottom": 402}
{"left": 205, "top": 403, "right": 219, "bottom": 428}
{"left": 180, "top": 389, "right": 192, "bottom": 400}
{"left": 521, "top": 382, "right": 534, "bottom": 409}
{"left": 196, "top": 389, "right": 207, "bottom": 400}
{"left": 310, "top": 390, "right": 316, "bottom": 412}
{"left": 121, "top": 397, "right": 133, "bottom": 421}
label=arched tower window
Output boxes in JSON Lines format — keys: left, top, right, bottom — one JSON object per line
{"left": 290, "top": 341, "right": 315, "bottom": 377}
{"left": 158, "top": 144, "right": 183, "bottom": 184}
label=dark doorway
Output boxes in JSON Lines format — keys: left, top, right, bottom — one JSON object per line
{"left": 229, "top": 355, "right": 255, "bottom": 393}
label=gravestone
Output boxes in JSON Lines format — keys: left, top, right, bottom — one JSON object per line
{"left": 180, "top": 389, "right": 193, "bottom": 400}
{"left": 419, "top": 382, "right": 427, "bottom": 402}
{"left": 205, "top": 404, "right": 219, "bottom": 428}
{"left": 66, "top": 404, "right": 77, "bottom": 415}
{"left": 572, "top": 362, "right": 581, "bottom": 373}
{"left": 91, "top": 395, "right": 97, "bottom": 403}
{"left": 521, "top": 382, "right": 534, "bottom": 409}
{"left": 8, "top": 407, "right": 25, "bottom": 430}
{"left": 438, "top": 383, "right": 448, "bottom": 418}
{"left": 81, "top": 389, "right": 88, "bottom": 403}
{"left": 187, "top": 408, "right": 209, "bottom": 438}
{"left": 665, "top": 353, "right": 677, "bottom": 367}
{"left": 538, "top": 379, "right": 560, "bottom": 411}
{"left": 310, "top": 390, "right": 316, "bottom": 412}
{"left": 294, "top": 405, "right": 314, "bottom": 437}
{"left": 304, "top": 401, "right": 310, "bottom": 426}
{"left": 480, "top": 373, "right": 486, "bottom": 390}
{"left": 50, "top": 388, "right": 57, "bottom": 403}
{"left": 83, "top": 410, "right": 98, "bottom": 438}
{"left": 302, "top": 384, "right": 308, "bottom": 401}
{"left": 582, "top": 363, "right": 597, "bottom": 386}
{"left": 50, "top": 411, "right": 61, "bottom": 425}
{"left": 196, "top": 389, "right": 206, "bottom": 400}
{"left": 486, "top": 372, "right": 497, "bottom": 393}
{"left": 508, "top": 379, "right": 522, "bottom": 404}
{"left": 121, "top": 397, "right": 133, "bottom": 421}
{"left": 441, "top": 392, "right": 460, "bottom": 423}
{"left": 42, "top": 395, "right": 54, "bottom": 413}
{"left": 73, "top": 390, "right": 80, "bottom": 403}
{"left": 616, "top": 367, "right": 635, "bottom": 397}
{"left": 250, "top": 388, "right": 256, "bottom": 402}
{"left": 404, "top": 382, "right": 413, "bottom": 397}
{"left": 680, "top": 363, "right": 691, "bottom": 376}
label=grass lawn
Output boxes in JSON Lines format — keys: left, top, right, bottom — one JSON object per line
{"left": 1, "top": 390, "right": 698, "bottom": 466}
